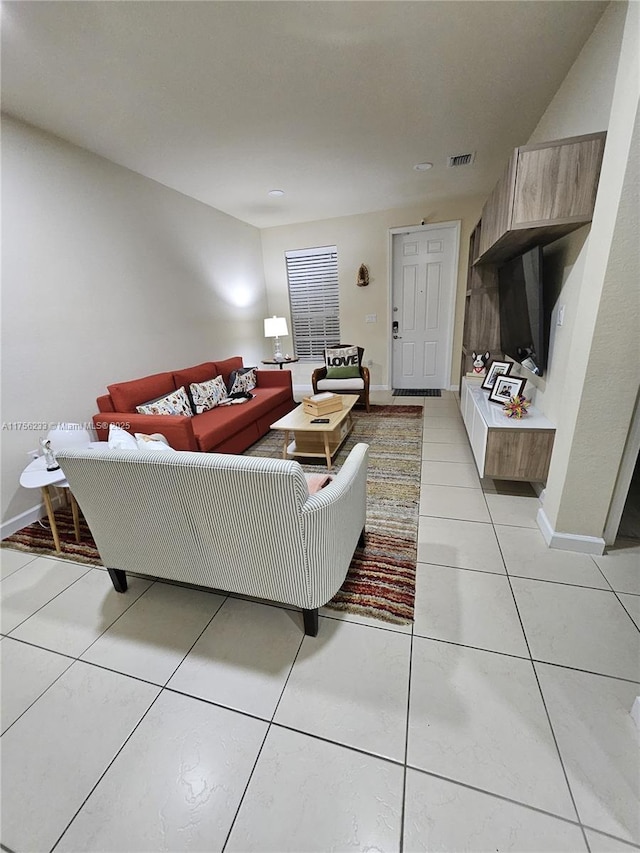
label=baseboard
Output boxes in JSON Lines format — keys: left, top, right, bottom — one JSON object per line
{"left": 293, "top": 383, "right": 389, "bottom": 397}
{"left": 536, "top": 507, "right": 606, "bottom": 555}
{"left": 1, "top": 494, "right": 63, "bottom": 540}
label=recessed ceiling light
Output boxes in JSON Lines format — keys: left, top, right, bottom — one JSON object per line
{"left": 413, "top": 162, "right": 433, "bottom": 171}
{"left": 268, "top": 189, "right": 285, "bottom": 198}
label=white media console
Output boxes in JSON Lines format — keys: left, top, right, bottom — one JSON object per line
{"left": 460, "top": 377, "right": 556, "bottom": 482}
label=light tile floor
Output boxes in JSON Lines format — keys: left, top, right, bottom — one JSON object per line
{"left": 1, "top": 391, "right": 639, "bottom": 852}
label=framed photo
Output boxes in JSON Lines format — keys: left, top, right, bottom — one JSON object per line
{"left": 481, "top": 360, "right": 512, "bottom": 391}
{"left": 489, "top": 375, "right": 526, "bottom": 405}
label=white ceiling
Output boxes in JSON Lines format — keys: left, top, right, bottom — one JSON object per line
{"left": 1, "top": 1, "right": 608, "bottom": 229}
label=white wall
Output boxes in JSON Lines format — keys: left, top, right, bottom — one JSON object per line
{"left": 522, "top": 1, "right": 640, "bottom": 544}
{"left": 260, "top": 198, "right": 484, "bottom": 393}
{"left": 1, "top": 116, "right": 268, "bottom": 528}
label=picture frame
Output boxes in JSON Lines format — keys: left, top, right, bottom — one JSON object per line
{"left": 481, "top": 360, "right": 512, "bottom": 391}
{"left": 489, "top": 375, "right": 526, "bottom": 405}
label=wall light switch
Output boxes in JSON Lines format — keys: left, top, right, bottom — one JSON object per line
{"left": 557, "top": 305, "right": 566, "bottom": 326}
{"left": 365, "top": 314, "right": 377, "bottom": 323}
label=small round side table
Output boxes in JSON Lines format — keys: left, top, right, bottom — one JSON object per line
{"left": 261, "top": 357, "right": 299, "bottom": 370}
{"left": 19, "top": 442, "right": 104, "bottom": 552}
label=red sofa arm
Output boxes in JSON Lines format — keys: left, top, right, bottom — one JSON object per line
{"left": 255, "top": 369, "right": 293, "bottom": 392}
{"left": 92, "top": 413, "right": 199, "bottom": 451}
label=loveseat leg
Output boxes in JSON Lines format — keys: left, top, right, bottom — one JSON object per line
{"left": 303, "top": 608, "right": 319, "bottom": 637}
{"left": 358, "top": 527, "right": 366, "bottom": 548}
{"left": 108, "top": 568, "right": 128, "bottom": 593}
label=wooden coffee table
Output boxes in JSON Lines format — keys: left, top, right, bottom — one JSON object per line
{"left": 270, "top": 394, "right": 359, "bottom": 470}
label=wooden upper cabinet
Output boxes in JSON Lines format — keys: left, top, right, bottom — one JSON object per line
{"left": 476, "top": 131, "right": 606, "bottom": 265}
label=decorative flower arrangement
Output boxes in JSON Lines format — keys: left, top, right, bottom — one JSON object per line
{"left": 503, "top": 395, "right": 530, "bottom": 419}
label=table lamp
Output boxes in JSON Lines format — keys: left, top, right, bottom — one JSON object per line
{"left": 264, "top": 316, "right": 289, "bottom": 361}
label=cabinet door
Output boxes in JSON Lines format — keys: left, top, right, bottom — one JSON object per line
{"left": 470, "top": 407, "right": 488, "bottom": 476}
{"left": 478, "top": 153, "right": 517, "bottom": 256}
{"left": 512, "top": 135, "right": 606, "bottom": 227}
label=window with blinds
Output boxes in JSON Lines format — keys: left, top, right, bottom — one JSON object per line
{"left": 285, "top": 245, "right": 340, "bottom": 361}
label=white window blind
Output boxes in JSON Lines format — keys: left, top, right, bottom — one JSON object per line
{"left": 285, "top": 245, "right": 340, "bottom": 361}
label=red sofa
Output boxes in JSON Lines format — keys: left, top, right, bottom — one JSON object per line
{"left": 92, "top": 356, "right": 295, "bottom": 453}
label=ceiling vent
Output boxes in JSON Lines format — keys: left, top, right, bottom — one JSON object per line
{"left": 447, "top": 152, "right": 476, "bottom": 167}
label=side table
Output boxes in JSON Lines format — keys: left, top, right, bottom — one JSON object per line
{"left": 19, "top": 442, "right": 104, "bottom": 552}
{"left": 261, "top": 358, "right": 299, "bottom": 370}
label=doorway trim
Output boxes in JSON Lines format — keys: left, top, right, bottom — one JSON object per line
{"left": 387, "top": 221, "right": 461, "bottom": 391}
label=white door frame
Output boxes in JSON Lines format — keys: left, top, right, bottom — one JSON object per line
{"left": 387, "top": 221, "right": 461, "bottom": 390}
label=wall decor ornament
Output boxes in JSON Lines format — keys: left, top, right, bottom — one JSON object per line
{"left": 357, "top": 264, "right": 369, "bottom": 287}
{"left": 502, "top": 395, "right": 531, "bottom": 419}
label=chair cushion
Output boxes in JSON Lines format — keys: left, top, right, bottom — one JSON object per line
{"left": 325, "top": 345, "right": 361, "bottom": 379}
{"left": 317, "top": 377, "right": 365, "bottom": 392}
{"left": 192, "top": 386, "right": 289, "bottom": 451}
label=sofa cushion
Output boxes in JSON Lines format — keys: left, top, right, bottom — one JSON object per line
{"left": 108, "top": 371, "right": 176, "bottom": 413}
{"left": 192, "top": 386, "right": 288, "bottom": 451}
{"left": 214, "top": 356, "right": 244, "bottom": 389}
{"left": 190, "top": 375, "right": 228, "bottom": 414}
{"left": 136, "top": 386, "right": 194, "bottom": 417}
{"left": 173, "top": 362, "right": 218, "bottom": 390}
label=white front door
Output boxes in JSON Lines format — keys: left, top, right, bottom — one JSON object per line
{"left": 391, "top": 223, "right": 459, "bottom": 389}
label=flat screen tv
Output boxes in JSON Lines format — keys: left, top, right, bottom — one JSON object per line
{"left": 498, "top": 246, "right": 546, "bottom": 376}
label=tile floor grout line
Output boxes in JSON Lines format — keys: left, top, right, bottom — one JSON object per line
{"left": 48, "top": 686, "right": 165, "bottom": 853}
{"left": 405, "top": 763, "right": 600, "bottom": 835}
{"left": 270, "top": 720, "right": 406, "bottom": 770}
{"left": 0, "top": 652, "right": 76, "bottom": 738}
{"left": 219, "top": 630, "right": 306, "bottom": 853}
{"left": 530, "top": 658, "right": 593, "bottom": 834}
{"left": 493, "top": 514, "right": 588, "bottom": 827}
{"left": 157, "top": 593, "right": 229, "bottom": 688}
{"left": 64, "top": 576, "right": 158, "bottom": 663}
{"left": 1, "top": 563, "right": 94, "bottom": 635}
{"left": 398, "top": 629, "right": 415, "bottom": 853}
{"left": 610, "top": 589, "right": 640, "bottom": 634}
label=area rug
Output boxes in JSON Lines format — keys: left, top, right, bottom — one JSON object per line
{"left": 245, "top": 404, "right": 423, "bottom": 624}
{"left": 1, "top": 508, "right": 103, "bottom": 567}
{"left": 2, "top": 405, "right": 423, "bottom": 624}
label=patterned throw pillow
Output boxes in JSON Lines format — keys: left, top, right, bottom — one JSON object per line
{"left": 228, "top": 367, "right": 257, "bottom": 395}
{"left": 325, "top": 346, "right": 360, "bottom": 379}
{"left": 136, "top": 386, "right": 193, "bottom": 417}
{"left": 189, "top": 375, "right": 228, "bottom": 414}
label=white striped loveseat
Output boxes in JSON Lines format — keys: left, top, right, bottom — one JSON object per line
{"left": 56, "top": 443, "right": 369, "bottom": 636}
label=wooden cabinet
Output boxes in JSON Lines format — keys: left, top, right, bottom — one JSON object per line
{"left": 460, "top": 223, "right": 501, "bottom": 378}
{"left": 476, "top": 132, "right": 606, "bottom": 264}
{"left": 460, "top": 378, "right": 555, "bottom": 482}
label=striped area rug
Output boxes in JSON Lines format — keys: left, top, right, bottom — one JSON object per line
{"left": 245, "top": 404, "right": 423, "bottom": 624}
{"left": 2, "top": 405, "right": 423, "bottom": 625}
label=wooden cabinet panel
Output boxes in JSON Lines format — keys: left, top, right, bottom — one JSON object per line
{"left": 475, "top": 131, "right": 606, "bottom": 265}
{"left": 485, "top": 429, "right": 555, "bottom": 481}
{"left": 512, "top": 136, "right": 605, "bottom": 226}
{"left": 478, "top": 154, "right": 517, "bottom": 256}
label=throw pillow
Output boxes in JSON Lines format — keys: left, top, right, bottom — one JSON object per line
{"left": 228, "top": 367, "right": 257, "bottom": 395}
{"left": 305, "top": 473, "right": 334, "bottom": 495}
{"left": 189, "top": 375, "right": 228, "bottom": 414}
{"left": 325, "top": 346, "right": 360, "bottom": 379}
{"left": 107, "top": 424, "right": 138, "bottom": 451}
{"left": 134, "top": 433, "right": 177, "bottom": 452}
{"left": 136, "top": 386, "right": 193, "bottom": 417}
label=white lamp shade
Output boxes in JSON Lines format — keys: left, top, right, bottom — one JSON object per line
{"left": 264, "top": 316, "right": 288, "bottom": 338}
{"left": 47, "top": 423, "right": 93, "bottom": 451}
